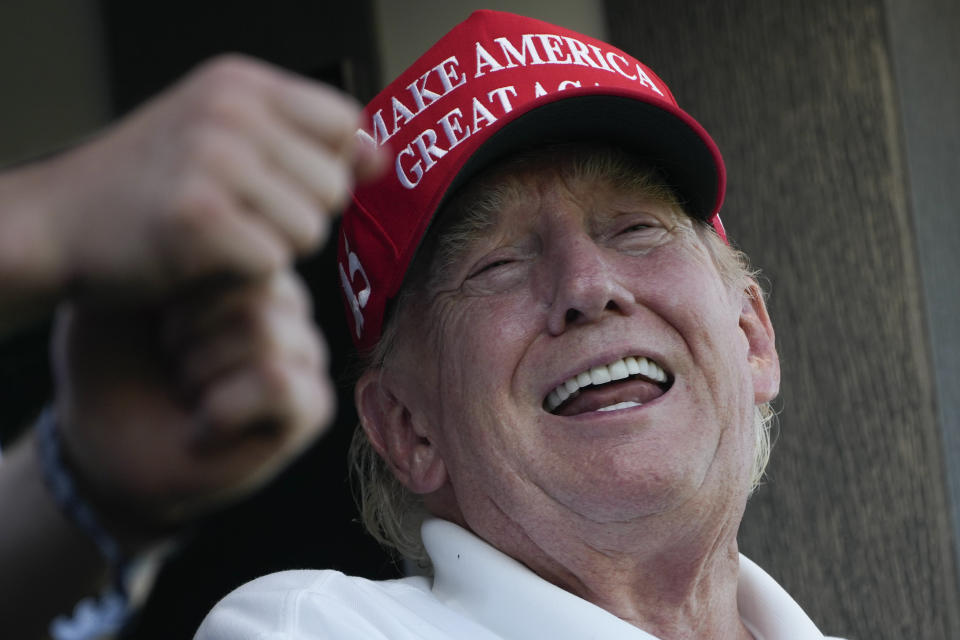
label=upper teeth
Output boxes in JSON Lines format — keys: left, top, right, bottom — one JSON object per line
{"left": 545, "top": 356, "right": 668, "bottom": 412}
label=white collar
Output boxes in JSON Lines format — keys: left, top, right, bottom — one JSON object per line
{"left": 423, "top": 518, "right": 828, "bottom": 640}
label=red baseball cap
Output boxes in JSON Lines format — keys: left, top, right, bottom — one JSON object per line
{"left": 339, "top": 9, "right": 726, "bottom": 350}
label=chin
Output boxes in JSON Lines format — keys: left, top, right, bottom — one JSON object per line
{"left": 552, "top": 464, "right": 705, "bottom": 524}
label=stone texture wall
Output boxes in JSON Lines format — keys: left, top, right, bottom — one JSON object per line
{"left": 604, "top": 1, "right": 960, "bottom": 637}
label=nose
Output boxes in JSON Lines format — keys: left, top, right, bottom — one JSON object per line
{"left": 543, "top": 230, "right": 635, "bottom": 335}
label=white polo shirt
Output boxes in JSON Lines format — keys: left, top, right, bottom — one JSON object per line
{"left": 196, "top": 518, "right": 843, "bottom": 639}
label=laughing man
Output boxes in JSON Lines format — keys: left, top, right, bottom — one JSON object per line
{"left": 198, "top": 11, "right": 844, "bottom": 640}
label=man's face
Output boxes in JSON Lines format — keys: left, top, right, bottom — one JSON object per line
{"left": 374, "top": 153, "right": 776, "bottom": 546}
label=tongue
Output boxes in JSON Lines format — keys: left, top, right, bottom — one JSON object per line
{"left": 555, "top": 379, "right": 665, "bottom": 417}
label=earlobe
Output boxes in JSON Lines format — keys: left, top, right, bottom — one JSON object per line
{"left": 739, "top": 283, "right": 780, "bottom": 404}
{"left": 355, "top": 368, "right": 448, "bottom": 494}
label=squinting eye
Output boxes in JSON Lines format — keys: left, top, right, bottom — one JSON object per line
{"left": 470, "top": 259, "right": 513, "bottom": 277}
{"left": 620, "top": 218, "right": 664, "bottom": 232}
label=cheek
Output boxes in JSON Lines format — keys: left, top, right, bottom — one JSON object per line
{"left": 629, "top": 244, "right": 754, "bottom": 432}
{"left": 430, "top": 300, "right": 519, "bottom": 438}
{"left": 642, "top": 246, "right": 742, "bottom": 356}
{"left": 433, "top": 291, "right": 537, "bottom": 386}
{"left": 429, "top": 296, "right": 544, "bottom": 489}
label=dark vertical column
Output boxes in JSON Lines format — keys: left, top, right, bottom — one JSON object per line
{"left": 884, "top": 0, "right": 960, "bottom": 587}
{"left": 604, "top": 1, "right": 959, "bottom": 638}
{"left": 101, "top": 1, "right": 382, "bottom": 111}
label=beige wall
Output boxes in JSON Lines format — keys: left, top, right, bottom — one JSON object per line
{"left": 373, "top": 0, "right": 607, "bottom": 84}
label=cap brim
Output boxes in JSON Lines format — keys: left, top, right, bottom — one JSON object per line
{"left": 444, "top": 94, "right": 724, "bottom": 221}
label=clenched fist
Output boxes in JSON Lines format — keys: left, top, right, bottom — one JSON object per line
{"left": 52, "top": 269, "right": 333, "bottom": 534}
{"left": 0, "top": 55, "right": 385, "bottom": 324}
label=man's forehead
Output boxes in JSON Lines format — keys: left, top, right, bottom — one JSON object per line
{"left": 440, "top": 146, "right": 685, "bottom": 233}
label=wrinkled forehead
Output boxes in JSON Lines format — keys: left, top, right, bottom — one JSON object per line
{"left": 454, "top": 143, "right": 686, "bottom": 206}
{"left": 421, "top": 144, "right": 689, "bottom": 263}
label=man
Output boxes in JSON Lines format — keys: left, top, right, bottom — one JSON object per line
{"left": 196, "top": 10, "right": 843, "bottom": 640}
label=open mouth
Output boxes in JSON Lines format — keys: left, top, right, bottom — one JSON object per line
{"left": 543, "top": 356, "right": 673, "bottom": 416}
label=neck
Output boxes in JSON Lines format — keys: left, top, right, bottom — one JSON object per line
{"left": 444, "top": 500, "right": 752, "bottom": 639}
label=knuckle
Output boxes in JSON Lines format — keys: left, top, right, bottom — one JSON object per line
{"left": 169, "top": 177, "right": 230, "bottom": 235}
{"left": 185, "top": 127, "right": 247, "bottom": 173}
{"left": 201, "top": 397, "right": 240, "bottom": 435}
{"left": 256, "top": 361, "right": 297, "bottom": 410}
{"left": 228, "top": 298, "right": 273, "bottom": 345}
{"left": 294, "top": 213, "right": 325, "bottom": 253}
{"left": 269, "top": 269, "right": 314, "bottom": 316}
{"left": 188, "top": 57, "right": 271, "bottom": 130}
{"left": 194, "top": 91, "right": 259, "bottom": 135}
{"left": 195, "top": 54, "right": 264, "bottom": 90}
{"left": 315, "top": 163, "right": 352, "bottom": 212}
{"left": 293, "top": 81, "right": 363, "bottom": 133}
{"left": 249, "top": 238, "right": 290, "bottom": 276}
{"left": 256, "top": 321, "right": 288, "bottom": 363}
{"left": 285, "top": 370, "right": 334, "bottom": 439}
{"left": 159, "top": 183, "right": 225, "bottom": 281}
{"left": 275, "top": 209, "right": 317, "bottom": 255}
{"left": 287, "top": 272, "right": 315, "bottom": 314}
{"left": 286, "top": 322, "right": 323, "bottom": 371}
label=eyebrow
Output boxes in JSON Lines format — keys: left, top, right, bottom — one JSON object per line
{"left": 424, "top": 183, "right": 512, "bottom": 286}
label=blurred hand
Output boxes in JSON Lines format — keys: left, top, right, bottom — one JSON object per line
{"left": 50, "top": 269, "right": 333, "bottom": 540}
{"left": 32, "top": 54, "right": 383, "bottom": 305}
{"left": 0, "top": 56, "right": 375, "bottom": 632}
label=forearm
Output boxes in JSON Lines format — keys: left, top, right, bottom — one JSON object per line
{"left": 0, "top": 429, "right": 108, "bottom": 639}
{"left": 0, "top": 160, "right": 71, "bottom": 338}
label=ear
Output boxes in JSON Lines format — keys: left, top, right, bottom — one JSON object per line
{"left": 354, "top": 368, "right": 449, "bottom": 494}
{"left": 739, "top": 282, "right": 780, "bottom": 404}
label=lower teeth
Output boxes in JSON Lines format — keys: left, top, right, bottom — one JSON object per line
{"left": 597, "top": 401, "right": 642, "bottom": 412}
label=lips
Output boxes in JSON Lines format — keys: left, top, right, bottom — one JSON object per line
{"left": 544, "top": 356, "right": 672, "bottom": 415}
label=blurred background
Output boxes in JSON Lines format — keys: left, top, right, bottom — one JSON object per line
{"left": 1, "top": 1, "right": 957, "bottom": 638}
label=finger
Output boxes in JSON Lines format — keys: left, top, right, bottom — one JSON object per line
{"left": 265, "top": 71, "right": 388, "bottom": 188}
{"left": 268, "top": 76, "right": 363, "bottom": 155}
{"left": 164, "top": 175, "right": 290, "bottom": 283}
{"left": 195, "top": 357, "right": 335, "bottom": 447}
{"left": 230, "top": 160, "right": 333, "bottom": 253}
{"left": 351, "top": 135, "right": 390, "bottom": 183}
{"left": 177, "top": 303, "right": 325, "bottom": 395}
{"left": 255, "top": 120, "right": 354, "bottom": 217}
{"left": 166, "top": 269, "right": 310, "bottom": 338}
{"left": 205, "top": 132, "right": 335, "bottom": 255}
{"left": 270, "top": 89, "right": 389, "bottom": 185}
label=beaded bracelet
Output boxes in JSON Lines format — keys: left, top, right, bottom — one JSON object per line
{"left": 35, "top": 407, "right": 131, "bottom": 638}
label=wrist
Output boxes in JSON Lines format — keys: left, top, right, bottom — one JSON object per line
{"left": 0, "top": 161, "right": 74, "bottom": 320}
{"left": 34, "top": 408, "right": 181, "bottom": 640}
{"left": 36, "top": 407, "right": 181, "bottom": 561}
